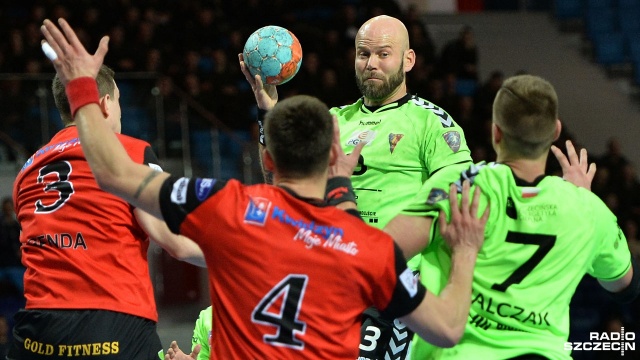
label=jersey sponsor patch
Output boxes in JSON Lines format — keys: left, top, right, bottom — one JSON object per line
{"left": 399, "top": 267, "right": 419, "bottom": 297}
{"left": 347, "top": 130, "right": 376, "bottom": 146}
{"left": 244, "top": 197, "right": 272, "bottom": 226}
{"left": 170, "top": 177, "right": 190, "bottom": 205}
{"left": 443, "top": 131, "right": 461, "bottom": 152}
{"left": 195, "top": 178, "right": 216, "bottom": 201}
{"left": 388, "top": 133, "right": 404, "bottom": 154}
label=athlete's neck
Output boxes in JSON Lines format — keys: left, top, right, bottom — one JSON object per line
{"left": 274, "top": 175, "right": 326, "bottom": 202}
{"left": 499, "top": 157, "right": 547, "bottom": 183}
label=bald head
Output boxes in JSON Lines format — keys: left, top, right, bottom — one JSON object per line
{"left": 357, "top": 15, "right": 410, "bottom": 51}
{"left": 354, "top": 15, "right": 415, "bottom": 105}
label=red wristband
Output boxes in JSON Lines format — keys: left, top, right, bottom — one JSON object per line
{"left": 65, "top": 77, "right": 100, "bottom": 118}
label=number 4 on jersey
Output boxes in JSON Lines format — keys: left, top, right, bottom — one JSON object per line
{"left": 252, "top": 274, "right": 308, "bottom": 350}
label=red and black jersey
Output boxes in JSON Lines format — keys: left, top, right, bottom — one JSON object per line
{"left": 159, "top": 177, "right": 426, "bottom": 359}
{"left": 13, "top": 127, "right": 160, "bottom": 322}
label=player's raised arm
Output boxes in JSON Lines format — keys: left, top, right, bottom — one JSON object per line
{"left": 239, "top": 52, "right": 279, "bottom": 183}
{"left": 135, "top": 209, "right": 206, "bottom": 267}
{"left": 41, "top": 18, "right": 168, "bottom": 219}
{"left": 384, "top": 214, "right": 433, "bottom": 259}
{"left": 238, "top": 53, "right": 279, "bottom": 112}
{"left": 325, "top": 116, "right": 365, "bottom": 212}
{"left": 551, "top": 140, "right": 596, "bottom": 190}
{"left": 399, "top": 181, "right": 488, "bottom": 347}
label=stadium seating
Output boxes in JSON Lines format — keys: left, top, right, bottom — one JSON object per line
{"left": 554, "top": 0, "right": 582, "bottom": 20}
{"left": 618, "top": 8, "right": 640, "bottom": 34}
{"left": 455, "top": 78, "right": 478, "bottom": 97}
{"left": 121, "top": 106, "right": 152, "bottom": 142}
{"left": 583, "top": 7, "right": 615, "bottom": 41}
{"left": 592, "top": 32, "right": 626, "bottom": 66}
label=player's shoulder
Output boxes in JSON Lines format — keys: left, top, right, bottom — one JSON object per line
{"left": 330, "top": 98, "right": 362, "bottom": 116}
{"left": 198, "top": 306, "right": 212, "bottom": 319}
{"left": 475, "top": 165, "right": 608, "bottom": 209}
{"left": 546, "top": 177, "right": 606, "bottom": 205}
{"left": 402, "top": 95, "right": 457, "bottom": 128}
{"left": 455, "top": 161, "right": 505, "bottom": 184}
{"left": 116, "top": 133, "right": 151, "bottom": 148}
{"left": 116, "top": 133, "right": 157, "bottom": 164}
{"left": 16, "top": 129, "right": 83, "bottom": 177}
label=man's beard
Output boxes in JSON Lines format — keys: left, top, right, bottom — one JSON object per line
{"left": 356, "top": 62, "right": 405, "bottom": 102}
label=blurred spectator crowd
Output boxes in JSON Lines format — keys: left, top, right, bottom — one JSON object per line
{"left": 1, "top": 1, "right": 639, "bottom": 358}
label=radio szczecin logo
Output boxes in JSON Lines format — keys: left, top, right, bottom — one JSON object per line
{"left": 565, "top": 328, "right": 635, "bottom": 356}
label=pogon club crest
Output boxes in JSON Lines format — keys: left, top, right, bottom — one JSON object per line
{"left": 388, "top": 133, "right": 404, "bottom": 154}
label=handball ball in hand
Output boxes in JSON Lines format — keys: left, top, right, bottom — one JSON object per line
{"left": 243, "top": 25, "right": 303, "bottom": 85}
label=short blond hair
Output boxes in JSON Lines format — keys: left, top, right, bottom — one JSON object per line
{"left": 492, "top": 74, "right": 558, "bottom": 159}
{"left": 52, "top": 65, "right": 116, "bottom": 126}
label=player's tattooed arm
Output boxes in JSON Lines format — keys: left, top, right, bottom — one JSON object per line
{"left": 134, "top": 170, "right": 162, "bottom": 199}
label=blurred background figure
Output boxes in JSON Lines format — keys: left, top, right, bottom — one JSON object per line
{"left": 0, "top": 197, "right": 23, "bottom": 296}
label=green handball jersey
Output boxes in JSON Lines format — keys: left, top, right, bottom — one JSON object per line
{"left": 191, "top": 306, "right": 212, "bottom": 360}
{"left": 331, "top": 94, "right": 471, "bottom": 230}
{"left": 405, "top": 162, "right": 632, "bottom": 360}
{"left": 334, "top": 94, "right": 470, "bottom": 360}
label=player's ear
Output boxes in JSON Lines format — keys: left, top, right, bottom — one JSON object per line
{"left": 99, "top": 94, "right": 110, "bottom": 117}
{"left": 553, "top": 119, "right": 562, "bottom": 141}
{"left": 492, "top": 122, "right": 502, "bottom": 144}
{"left": 262, "top": 148, "right": 275, "bottom": 173}
{"left": 404, "top": 49, "right": 416, "bottom": 72}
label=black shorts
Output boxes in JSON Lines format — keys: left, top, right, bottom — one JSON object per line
{"left": 7, "top": 309, "right": 162, "bottom": 360}
{"left": 359, "top": 307, "right": 413, "bottom": 360}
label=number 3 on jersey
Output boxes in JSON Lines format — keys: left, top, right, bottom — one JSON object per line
{"left": 353, "top": 155, "right": 367, "bottom": 176}
{"left": 252, "top": 274, "right": 308, "bottom": 350}
{"left": 359, "top": 325, "right": 381, "bottom": 352}
{"left": 35, "top": 161, "right": 75, "bottom": 213}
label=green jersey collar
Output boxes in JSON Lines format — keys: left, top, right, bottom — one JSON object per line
{"left": 507, "top": 166, "right": 547, "bottom": 187}
{"left": 360, "top": 93, "right": 413, "bottom": 113}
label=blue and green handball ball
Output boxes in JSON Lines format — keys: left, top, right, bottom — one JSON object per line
{"left": 243, "top": 25, "right": 303, "bottom": 85}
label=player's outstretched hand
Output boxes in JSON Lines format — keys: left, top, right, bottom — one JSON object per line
{"left": 439, "top": 180, "right": 489, "bottom": 253}
{"left": 238, "top": 53, "right": 278, "bottom": 111}
{"left": 164, "top": 341, "right": 200, "bottom": 360}
{"left": 40, "top": 18, "right": 108, "bottom": 85}
{"left": 551, "top": 140, "right": 596, "bottom": 191}
{"left": 328, "top": 116, "right": 365, "bottom": 179}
